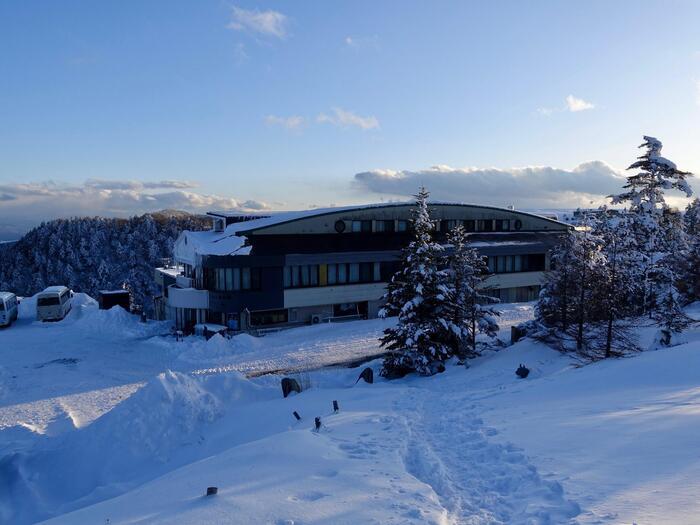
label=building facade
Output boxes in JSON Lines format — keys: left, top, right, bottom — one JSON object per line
{"left": 154, "top": 203, "right": 570, "bottom": 332}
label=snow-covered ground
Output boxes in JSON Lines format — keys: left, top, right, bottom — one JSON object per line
{"left": 1, "top": 296, "right": 699, "bottom": 524}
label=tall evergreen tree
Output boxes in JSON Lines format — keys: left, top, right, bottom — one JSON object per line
{"left": 443, "top": 224, "right": 500, "bottom": 361}
{"left": 536, "top": 219, "right": 608, "bottom": 357}
{"left": 678, "top": 199, "right": 700, "bottom": 303}
{"left": 610, "top": 136, "right": 694, "bottom": 315}
{"left": 379, "top": 188, "right": 454, "bottom": 377}
{"left": 594, "top": 211, "right": 640, "bottom": 357}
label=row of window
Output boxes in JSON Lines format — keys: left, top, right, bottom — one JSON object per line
{"left": 206, "top": 254, "right": 545, "bottom": 293}
{"left": 284, "top": 262, "right": 385, "bottom": 288}
{"left": 442, "top": 219, "right": 518, "bottom": 233}
{"left": 341, "top": 218, "right": 521, "bottom": 234}
{"left": 486, "top": 254, "right": 546, "bottom": 274}
{"left": 212, "top": 267, "right": 262, "bottom": 292}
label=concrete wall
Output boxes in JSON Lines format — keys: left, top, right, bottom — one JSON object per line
{"left": 284, "top": 282, "right": 387, "bottom": 309}
{"left": 482, "top": 271, "right": 546, "bottom": 290}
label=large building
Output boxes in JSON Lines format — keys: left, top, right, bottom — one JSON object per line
{"left": 154, "top": 203, "right": 570, "bottom": 332}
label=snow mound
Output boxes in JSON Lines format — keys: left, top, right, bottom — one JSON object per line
{"left": 0, "top": 370, "right": 269, "bottom": 524}
{"left": 72, "top": 305, "right": 169, "bottom": 339}
{"left": 177, "top": 331, "right": 265, "bottom": 364}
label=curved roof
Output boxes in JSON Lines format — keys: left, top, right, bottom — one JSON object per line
{"left": 232, "top": 201, "right": 570, "bottom": 235}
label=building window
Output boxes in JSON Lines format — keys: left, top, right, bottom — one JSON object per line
{"left": 478, "top": 219, "right": 494, "bottom": 232}
{"left": 486, "top": 254, "right": 546, "bottom": 274}
{"left": 463, "top": 220, "right": 475, "bottom": 232}
{"left": 397, "top": 220, "right": 409, "bottom": 232}
{"left": 250, "top": 308, "right": 288, "bottom": 326}
{"left": 333, "top": 303, "right": 358, "bottom": 317}
{"left": 349, "top": 263, "right": 360, "bottom": 283}
{"left": 214, "top": 267, "right": 259, "bottom": 291}
{"left": 495, "top": 219, "right": 510, "bottom": 231}
{"left": 338, "top": 263, "right": 348, "bottom": 283}
{"left": 351, "top": 220, "right": 372, "bottom": 233}
{"left": 284, "top": 265, "right": 320, "bottom": 288}
{"left": 375, "top": 220, "right": 395, "bottom": 233}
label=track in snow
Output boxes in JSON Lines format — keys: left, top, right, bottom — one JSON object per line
{"left": 397, "top": 387, "right": 580, "bottom": 525}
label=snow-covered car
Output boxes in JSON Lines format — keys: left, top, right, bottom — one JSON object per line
{"left": 36, "top": 286, "right": 73, "bottom": 322}
{"left": 0, "top": 292, "right": 18, "bottom": 327}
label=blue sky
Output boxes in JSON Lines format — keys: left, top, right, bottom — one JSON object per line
{"left": 1, "top": 1, "right": 699, "bottom": 238}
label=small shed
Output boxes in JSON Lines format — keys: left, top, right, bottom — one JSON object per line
{"left": 98, "top": 290, "right": 131, "bottom": 311}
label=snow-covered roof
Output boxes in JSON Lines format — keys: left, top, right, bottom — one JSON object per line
{"left": 174, "top": 228, "right": 252, "bottom": 265}
{"left": 231, "top": 201, "right": 571, "bottom": 235}
{"left": 0, "top": 291, "right": 16, "bottom": 301}
{"left": 173, "top": 201, "right": 570, "bottom": 263}
{"left": 40, "top": 286, "right": 70, "bottom": 294}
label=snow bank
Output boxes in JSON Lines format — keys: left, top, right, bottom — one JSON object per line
{"left": 71, "top": 304, "right": 170, "bottom": 339}
{"left": 0, "top": 370, "right": 273, "bottom": 524}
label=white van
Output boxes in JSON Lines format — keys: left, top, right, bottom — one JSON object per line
{"left": 36, "top": 286, "right": 73, "bottom": 322}
{"left": 0, "top": 292, "right": 18, "bottom": 327}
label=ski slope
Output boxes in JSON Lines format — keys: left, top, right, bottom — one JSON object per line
{"left": 1, "top": 296, "right": 699, "bottom": 524}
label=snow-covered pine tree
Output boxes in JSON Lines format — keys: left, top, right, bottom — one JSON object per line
{"left": 379, "top": 187, "right": 454, "bottom": 378}
{"left": 678, "top": 199, "right": 700, "bottom": 303}
{"left": 536, "top": 230, "right": 577, "bottom": 332}
{"left": 536, "top": 216, "right": 606, "bottom": 357}
{"left": 653, "top": 263, "right": 694, "bottom": 346}
{"left": 685, "top": 198, "right": 700, "bottom": 236}
{"left": 610, "top": 136, "right": 694, "bottom": 315}
{"left": 593, "top": 210, "right": 640, "bottom": 357}
{"left": 443, "top": 224, "right": 500, "bottom": 362}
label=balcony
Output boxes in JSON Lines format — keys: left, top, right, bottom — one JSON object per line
{"left": 167, "top": 285, "right": 209, "bottom": 309}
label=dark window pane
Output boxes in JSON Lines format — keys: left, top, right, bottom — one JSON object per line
{"left": 250, "top": 308, "right": 288, "bottom": 326}
{"left": 360, "top": 262, "right": 372, "bottom": 282}
{"left": 361, "top": 220, "right": 372, "bottom": 233}
{"left": 310, "top": 265, "right": 319, "bottom": 286}
{"left": 337, "top": 264, "right": 347, "bottom": 283}
{"left": 328, "top": 264, "right": 337, "bottom": 285}
{"left": 242, "top": 267, "right": 251, "bottom": 289}
{"left": 349, "top": 263, "right": 360, "bottom": 283}
{"left": 463, "top": 220, "right": 475, "bottom": 232}
{"left": 251, "top": 268, "right": 261, "bottom": 290}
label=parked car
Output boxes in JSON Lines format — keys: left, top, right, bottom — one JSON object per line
{"left": 0, "top": 292, "right": 19, "bottom": 327}
{"left": 36, "top": 286, "right": 73, "bottom": 322}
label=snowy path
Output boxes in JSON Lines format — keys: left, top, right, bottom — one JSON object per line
{"left": 397, "top": 386, "right": 579, "bottom": 525}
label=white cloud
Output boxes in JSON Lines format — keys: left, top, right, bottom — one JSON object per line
{"left": 353, "top": 161, "right": 634, "bottom": 208}
{"left": 537, "top": 95, "right": 596, "bottom": 116}
{"left": 695, "top": 79, "right": 700, "bottom": 107}
{"left": 0, "top": 180, "right": 270, "bottom": 240}
{"left": 227, "top": 6, "right": 288, "bottom": 39}
{"left": 84, "top": 179, "right": 198, "bottom": 191}
{"left": 317, "top": 107, "right": 379, "bottom": 130}
{"left": 264, "top": 114, "right": 305, "bottom": 130}
{"left": 565, "top": 94, "right": 595, "bottom": 112}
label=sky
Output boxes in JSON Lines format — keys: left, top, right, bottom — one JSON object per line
{"left": 1, "top": 1, "right": 700, "bottom": 239}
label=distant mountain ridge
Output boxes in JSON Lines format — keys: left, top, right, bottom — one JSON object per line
{"left": 0, "top": 211, "right": 210, "bottom": 315}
